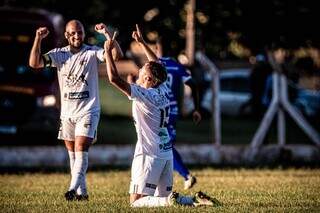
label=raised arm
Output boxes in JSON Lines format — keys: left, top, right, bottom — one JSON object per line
{"left": 185, "top": 78, "right": 202, "bottom": 124}
{"left": 29, "top": 27, "right": 49, "bottom": 68}
{"left": 132, "top": 24, "right": 158, "bottom": 62}
{"left": 95, "top": 23, "right": 123, "bottom": 61}
{"left": 104, "top": 33, "right": 131, "bottom": 97}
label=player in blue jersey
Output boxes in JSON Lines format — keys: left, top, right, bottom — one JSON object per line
{"left": 132, "top": 25, "right": 202, "bottom": 190}
{"left": 159, "top": 56, "right": 201, "bottom": 190}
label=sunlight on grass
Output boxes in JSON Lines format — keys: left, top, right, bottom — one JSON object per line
{"left": 1, "top": 169, "right": 320, "bottom": 212}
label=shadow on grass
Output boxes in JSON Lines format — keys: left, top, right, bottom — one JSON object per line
{"left": 2, "top": 160, "right": 319, "bottom": 174}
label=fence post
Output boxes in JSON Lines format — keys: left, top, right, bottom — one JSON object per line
{"left": 195, "top": 51, "right": 221, "bottom": 145}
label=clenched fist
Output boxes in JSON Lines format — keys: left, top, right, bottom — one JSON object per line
{"left": 36, "top": 27, "right": 49, "bottom": 39}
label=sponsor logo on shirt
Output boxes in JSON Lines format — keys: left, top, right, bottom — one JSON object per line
{"left": 68, "top": 91, "right": 89, "bottom": 99}
{"left": 159, "top": 127, "right": 172, "bottom": 152}
{"left": 159, "top": 141, "right": 172, "bottom": 152}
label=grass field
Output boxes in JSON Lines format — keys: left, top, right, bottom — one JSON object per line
{"left": 1, "top": 168, "right": 320, "bottom": 212}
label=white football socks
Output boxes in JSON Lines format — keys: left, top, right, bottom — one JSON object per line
{"left": 68, "top": 151, "right": 75, "bottom": 171}
{"left": 68, "top": 151, "right": 88, "bottom": 196}
{"left": 68, "top": 151, "right": 85, "bottom": 195}
{"left": 131, "top": 196, "right": 170, "bottom": 207}
{"left": 78, "top": 175, "right": 87, "bottom": 196}
{"left": 131, "top": 194, "right": 194, "bottom": 207}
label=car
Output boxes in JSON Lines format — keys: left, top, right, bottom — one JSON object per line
{"left": 183, "top": 68, "right": 251, "bottom": 117}
{"left": 294, "top": 89, "right": 320, "bottom": 118}
{"left": 0, "top": 7, "right": 65, "bottom": 143}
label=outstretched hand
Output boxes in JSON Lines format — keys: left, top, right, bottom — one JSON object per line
{"left": 36, "top": 27, "right": 49, "bottom": 40}
{"left": 132, "top": 24, "right": 145, "bottom": 43}
{"left": 95, "top": 23, "right": 107, "bottom": 33}
{"left": 192, "top": 110, "right": 202, "bottom": 125}
{"left": 104, "top": 31, "right": 118, "bottom": 52}
{"left": 95, "top": 23, "right": 114, "bottom": 40}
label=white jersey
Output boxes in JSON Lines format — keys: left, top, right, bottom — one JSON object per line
{"left": 129, "top": 83, "right": 172, "bottom": 160}
{"left": 45, "top": 44, "right": 104, "bottom": 117}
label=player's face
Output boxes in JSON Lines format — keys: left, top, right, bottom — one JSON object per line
{"left": 136, "top": 63, "right": 155, "bottom": 88}
{"left": 65, "top": 23, "right": 85, "bottom": 49}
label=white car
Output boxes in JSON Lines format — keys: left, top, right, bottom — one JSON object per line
{"left": 184, "top": 68, "right": 252, "bottom": 116}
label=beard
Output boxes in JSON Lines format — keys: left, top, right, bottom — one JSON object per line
{"left": 69, "top": 39, "right": 83, "bottom": 50}
{"left": 71, "top": 43, "right": 82, "bottom": 49}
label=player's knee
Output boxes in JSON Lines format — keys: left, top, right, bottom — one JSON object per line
{"left": 130, "top": 193, "right": 144, "bottom": 204}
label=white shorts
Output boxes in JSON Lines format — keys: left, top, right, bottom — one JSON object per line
{"left": 58, "top": 112, "right": 100, "bottom": 142}
{"left": 129, "top": 154, "right": 173, "bottom": 197}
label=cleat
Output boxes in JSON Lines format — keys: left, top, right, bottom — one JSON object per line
{"left": 168, "top": 191, "right": 180, "bottom": 206}
{"left": 193, "top": 191, "right": 221, "bottom": 207}
{"left": 184, "top": 175, "right": 197, "bottom": 190}
{"left": 64, "top": 189, "right": 76, "bottom": 201}
{"left": 76, "top": 194, "right": 89, "bottom": 201}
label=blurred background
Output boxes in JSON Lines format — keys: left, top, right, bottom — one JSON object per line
{"left": 0, "top": 0, "right": 319, "bottom": 149}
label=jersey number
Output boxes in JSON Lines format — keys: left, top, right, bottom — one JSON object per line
{"left": 166, "top": 73, "right": 173, "bottom": 88}
{"left": 160, "top": 106, "right": 170, "bottom": 128}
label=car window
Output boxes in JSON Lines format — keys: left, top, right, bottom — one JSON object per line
{"left": 220, "top": 77, "right": 250, "bottom": 93}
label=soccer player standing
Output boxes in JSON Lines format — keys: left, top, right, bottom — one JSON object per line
{"left": 29, "top": 20, "right": 123, "bottom": 201}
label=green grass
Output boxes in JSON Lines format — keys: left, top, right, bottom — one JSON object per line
{"left": 99, "top": 79, "right": 132, "bottom": 116}
{"left": 1, "top": 168, "right": 320, "bottom": 212}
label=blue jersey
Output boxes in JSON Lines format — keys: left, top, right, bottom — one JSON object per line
{"left": 160, "top": 57, "right": 191, "bottom": 107}
{"left": 159, "top": 59, "right": 193, "bottom": 178}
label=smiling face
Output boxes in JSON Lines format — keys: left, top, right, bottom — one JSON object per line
{"left": 65, "top": 20, "right": 85, "bottom": 51}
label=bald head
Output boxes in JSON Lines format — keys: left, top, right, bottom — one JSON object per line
{"left": 65, "top": 20, "right": 84, "bottom": 32}
{"left": 64, "top": 20, "right": 85, "bottom": 51}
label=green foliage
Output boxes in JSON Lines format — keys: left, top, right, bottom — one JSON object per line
{"left": 1, "top": 169, "right": 320, "bottom": 212}
{"left": 6, "top": 0, "right": 320, "bottom": 60}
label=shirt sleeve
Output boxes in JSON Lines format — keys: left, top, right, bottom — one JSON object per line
{"left": 129, "top": 84, "right": 170, "bottom": 108}
{"left": 129, "top": 84, "right": 150, "bottom": 102}
{"left": 129, "top": 83, "right": 162, "bottom": 107}
{"left": 179, "top": 66, "right": 192, "bottom": 83}
{"left": 44, "top": 48, "right": 60, "bottom": 68}
{"left": 92, "top": 46, "right": 105, "bottom": 63}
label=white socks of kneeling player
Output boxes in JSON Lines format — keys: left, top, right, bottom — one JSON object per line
{"left": 131, "top": 196, "right": 169, "bottom": 207}
{"left": 68, "top": 151, "right": 88, "bottom": 196}
{"left": 131, "top": 194, "right": 194, "bottom": 207}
